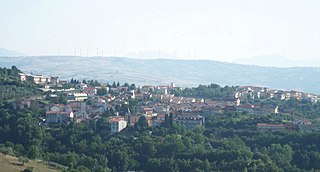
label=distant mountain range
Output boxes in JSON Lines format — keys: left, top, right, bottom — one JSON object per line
{"left": 0, "top": 48, "right": 26, "bottom": 57}
{"left": 126, "top": 50, "right": 179, "bottom": 59}
{"left": 1, "top": 56, "right": 320, "bottom": 94}
{"left": 234, "top": 55, "right": 320, "bottom": 68}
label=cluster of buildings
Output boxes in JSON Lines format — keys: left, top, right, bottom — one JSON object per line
{"left": 15, "top": 72, "right": 320, "bottom": 133}
{"left": 106, "top": 84, "right": 207, "bottom": 132}
{"left": 40, "top": 81, "right": 208, "bottom": 132}
{"left": 236, "top": 86, "right": 320, "bottom": 103}
{"left": 19, "top": 73, "right": 59, "bottom": 85}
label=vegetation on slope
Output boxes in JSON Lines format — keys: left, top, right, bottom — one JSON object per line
{"left": 1, "top": 66, "right": 320, "bottom": 171}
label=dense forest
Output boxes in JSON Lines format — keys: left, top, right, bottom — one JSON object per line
{"left": 1, "top": 67, "right": 320, "bottom": 171}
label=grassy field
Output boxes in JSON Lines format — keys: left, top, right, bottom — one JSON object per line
{"left": 0, "top": 154, "right": 60, "bottom": 172}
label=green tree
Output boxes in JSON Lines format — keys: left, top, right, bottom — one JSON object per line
{"left": 137, "top": 116, "right": 148, "bottom": 130}
{"left": 137, "top": 86, "right": 141, "bottom": 94}
{"left": 97, "top": 87, "right": 108, "bottom": 96}
{"left": 129, "top": 84, "right": 136, "bottom": 90}
{"left": 268, "top": 144, "right": 293, "bottom": 170}
{"left": 27, "top": 145, "right": 40, "bottom": 159}
{"left": 18, "top": 156, "right": 29, "bottom": 165}
{"left": 58, "top": 94, "right": 68, "bottom": 104}
{"left": 112, "top": 82, "right": 117, "bottom": 88}
{"left": 22, "top": 168, "right": 33, "bottom": 172}
{"left": 0, "top": 146, "right": 13, "bottom": 156}
{"left": 65, "top": 152, "right": 78, "bottom": 168}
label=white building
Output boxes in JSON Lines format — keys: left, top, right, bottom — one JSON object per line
{"left": 18, "top": 73, "right": 59, "bottom": 84}
{"left": 110, "top": 118, "right": 127, "bottom": 133}
{"left": 68, "top": 93, "right": 88, "bottom": 101}
{"left": 155, "top": 86, "right": 168, "bottom": 94}
{"left": 18, "top": 73, "right": 27, "bottom": 81}
{"left": 236, "top": 98, "right": 241, "bottom": 106}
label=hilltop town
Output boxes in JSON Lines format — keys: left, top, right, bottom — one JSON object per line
{"left": 15, "top": 71, "right": 320, "bottom": 133}
{"left": 3, "top": 66, "right": 320, "bottom": 171}
{"left": 2, "top": 1, "right": 320, "bottom": 170}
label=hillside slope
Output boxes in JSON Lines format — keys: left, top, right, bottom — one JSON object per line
{"left": 1, "top": 56, "right": 320, "bottom": 94}
{"left": 0, "top": 154, "right": 60, "bottom": 172}
{"left": 0, "top": 48, "right": 25, "bottom": 57}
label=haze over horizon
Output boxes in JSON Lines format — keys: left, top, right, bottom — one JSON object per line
{"left": 1, "top": 0, "right": 320, "bottom": 64}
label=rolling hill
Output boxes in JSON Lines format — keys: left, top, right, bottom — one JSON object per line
{"left": 1, "top": 56, "right": 320, "bottom": 94}
{"left": 0, "top": 48, "right": 25, "bottom": 57}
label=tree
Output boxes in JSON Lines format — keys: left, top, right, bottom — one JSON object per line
{"left": 58, "top": 94, "right": 68, "bottom": 104}
{"left": 137, "top": 116, "right": 148, "bottom": 130}
{"left": 66, "top": 152, "right": 78, "bottom": 168}
{"left": 94, "top": 80, "right": 100, "bottom": 86}
{"left": 164, "top": 114, "right": 171, "bottom": 128}
{"left": 268, "top": 144, "right": 293, "bottom": 170}
{"left": 96, "top": 118, "right": 109, "bottom": 131}
{"left": 0, "top": 146, "right": 13, "bottom": 156}
{"left": 112, "top": 82, "right": 117, "bottom": 88}
{"left": 137, "top": 86, "right": 141, "bottom": 94}
{"left": 22, "top": 168, "right": 33, "bottom": 172}
{"left": 27, "top": 145, "right": 40, "bottom": 159}
{"left": 129, "top": 84, "right": 136, "bottom": 91}
{"left": 14, "top": 144, "right": 25, "bottom": 156}
{"left": 97, "top": 87, "right": 108, "bottom": 96}
{"left": 18, "top": 156, "right": 29, "bottom": 165}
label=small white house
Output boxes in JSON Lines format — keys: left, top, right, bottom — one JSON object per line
{"left": 110, "top": 118, "right": 127, "bottom": 133}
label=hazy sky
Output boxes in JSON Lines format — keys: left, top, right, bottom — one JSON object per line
{"left": 0, "top": 0, "right": 320, "bottom": 62}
